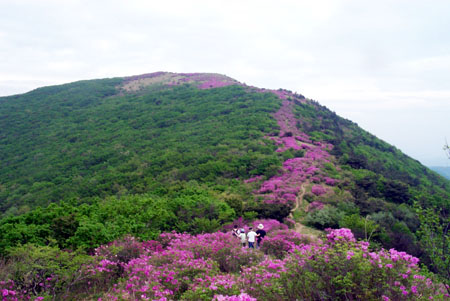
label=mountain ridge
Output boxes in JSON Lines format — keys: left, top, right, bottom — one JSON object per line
{"left": 1, "top": 71, "right": 449, "bottom": 298}
{"left": 0, "top": 71, "right": 448, "bottom": 255}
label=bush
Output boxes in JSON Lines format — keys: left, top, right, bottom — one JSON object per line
{"left": 251, "top": 202, "right": 291, "bottom": 221}
{"left": 311, "top": 185, "right": 326, "bottom": 196}
{"left": 339, "top": 214, "right": 378, "bottom": 240}
{"left": 1, "top": 244, "right": 94, "bottom": 299}
{"left": 304, "top": 205, "right": 344, "bottom": 229}
{"left": 93, "top": 235, "right": 155, "bottom": 277}
{"left": 278, "top": 229, "right": 447, "bottom": 300}
{"left": 260, "top": 230, "right": 311, "bottom": 259}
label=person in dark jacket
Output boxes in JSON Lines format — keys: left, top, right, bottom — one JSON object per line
{"left": 231, "top": 225, "right": 239, "bottom": 237}
{"left": 256, "top": 224, "right": 266, "bottom": 249}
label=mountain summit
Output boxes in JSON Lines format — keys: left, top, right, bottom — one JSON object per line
{"left": 121, "top": 72, "right": 240, "bottom": 91}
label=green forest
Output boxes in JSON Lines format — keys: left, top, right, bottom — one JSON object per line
{"left": 1, "top": 81, "right": 281, "bottom": 212}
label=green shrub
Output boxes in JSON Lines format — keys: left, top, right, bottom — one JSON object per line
{"left": 304, "top": 205, "right": 344, "bottom": 229}
{"left": 3, "top": 244, "right": 94, "bottom": 298}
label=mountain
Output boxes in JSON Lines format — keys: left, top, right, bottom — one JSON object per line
{"left": 1, "top": 72, "right": 449, "bottom": 299}
{"left": 430, "top": 166, "right": 450, "bottom": 180}
{"left": 0, "top": 72, "right": 449, "bottom": 252}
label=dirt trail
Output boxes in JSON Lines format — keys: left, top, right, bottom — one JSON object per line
{"left": 289, "top": 184, "right": 306, "bottom": 219}
{"left": 289, "top": 184, "right": 307, "bottom": 233}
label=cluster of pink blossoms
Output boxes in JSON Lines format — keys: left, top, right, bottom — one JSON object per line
{"left": 243, "top": 175, "right": 262, "bottom": 184}
{"left": 2, "top": 289, "right": 16, "bottom": 300}
{"left": 311, "top": 184, "right": 326, "bottom": 196}
{"left": 307, "top": 201, "right": 325, "bottom": 212}
{"left": 326, "top": 228, "right": 356, "bottom": 243}
{"left": 213, "top": 292, "right": 257, "bottom": 301}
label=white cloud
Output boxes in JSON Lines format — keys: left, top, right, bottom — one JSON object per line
{"left": 402, "top": 54, "right": 450, "bottom": 72}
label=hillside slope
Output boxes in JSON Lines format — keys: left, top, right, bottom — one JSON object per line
{"left": 0, "top": 72, "right": 449, "bottom": 257}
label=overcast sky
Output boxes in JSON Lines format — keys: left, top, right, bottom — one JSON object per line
{"left": 1, "top": 0, "right": 449, "bottom": 166}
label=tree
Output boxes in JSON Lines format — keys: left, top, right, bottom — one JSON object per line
{"left": 415, "top": 204, "right": 450, "bottom": 293}
{"left": 413, "top": 142, "right": 450, "bottom": 293}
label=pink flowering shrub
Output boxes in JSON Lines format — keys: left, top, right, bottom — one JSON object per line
{"left": 311, "top": 176, "right": 321, "bottom": 183}
{"left": 165, "top": 232, "right": 264, "bottom": 273}
{"left": 0, "top": 280, "right": 18, "bottom": 301}
{"left": 276, "top": 228, "right": 447, "bottom": 300}
{"left": 243, "top": 175, "right": 262, "bottom": 183}
{"left": 238, "top": 258, "right": 287, "bottom": 300}
{"left": 87, "top": 236, "right": 165, "bottom": 292}
{"left": 326, "top": 228, "right": 356, "bottom": 243}
{"left": 311, "top": 184, "right": 326, "bottom": 196}
{"left": 107, "top": 250, "right": 219, "bottom": 300}
{"left": 223, "top": 218, "right": 288, "bottom": 234}
{"left": 260, "top": 236, "right": 295, "bottom": 259}
{"left": 325, "top": 177, "right": 337, "bottom": 186}
{"left": 260, "top": 230, "right": 311, "bottom": 259}
{"left": 157, "top": 230, "right": 190, "bottom": 248}
{"left": 183, "top": 274, "right": 241, "bottom": 300}
{"left": 141, "top": 240, "right": 164, "bottom": 253}
{"left": 307, "top": 201, "right": 324, "bottom": 212}
{"left": 283, "top": 217, "right": 296, "bottom": 229}
{"left": 251, "top": 219, "right": 288, "bottom": 232}
{"left": 94, "top": 235, "right": 153, "bottom": 274}
{"left": 213, "top": 292, "right": 257, "bottom": 301}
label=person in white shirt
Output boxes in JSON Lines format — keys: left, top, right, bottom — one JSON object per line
{"left": 247, "top": 227, "right": 257, "bottom": 249}
{"left": 239, "top": 229, "right": 247, "bottom": 247}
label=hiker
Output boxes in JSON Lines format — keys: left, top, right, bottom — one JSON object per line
{"left": 231, "top": 225, "right": 239, "bottom": 237}
{"left": 247, "top": 227, "right": 257, "bottom": 249}
{"left": 239, "top": 228, "right": 247, "bottom": 247}
{"left": 256, "top": 223, "right": 266, "bottom": 249}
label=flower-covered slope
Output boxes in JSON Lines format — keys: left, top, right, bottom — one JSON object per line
{"left": 254, "top": 98, "right": 336, "bottom": 207}
{"left": 121, "top": 71, "right": 339, "bottom": 211}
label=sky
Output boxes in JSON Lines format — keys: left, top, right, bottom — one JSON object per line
{"left": 1, "top": 0, "right": 449, "bottom": 166}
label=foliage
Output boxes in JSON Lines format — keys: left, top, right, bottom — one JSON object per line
{"left": 276, "top": 229, "right": 446, "bottom": 300}
{"left": 415, "top": 204, "right": 450, "bottom": 292}
{"left": 0, "top": 82, "right": 281, "bottom": 214}
{"left": 0, "top": 189, "right": 235, "bottom": 254}
{"left": 1, "top": 244, "right": 94, "bottom": 299}
{"left": 339, "top": 213, "right": 379, "bottom": 241}
{"left": 260, "top": 229, "right": 311, "bottom": 259}
{"left": 304, "top": 205, "right": 344, "bottom": 230}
